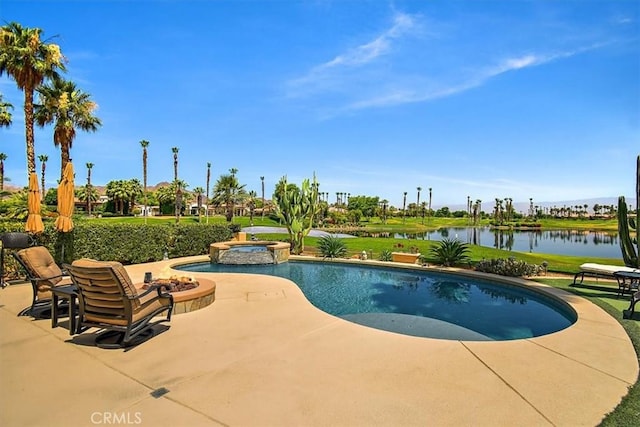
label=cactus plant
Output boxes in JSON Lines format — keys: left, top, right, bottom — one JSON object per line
{"left": 273, "top": 175, "right": 320, "bottom": 255}
{"left": 618, "top": 155, "right": 640, "bottom": 268}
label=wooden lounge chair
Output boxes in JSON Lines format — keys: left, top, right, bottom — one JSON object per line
{"left": 64, "top": 259, "right": 174, "bottom": 348}
{"left": 13, "top": 245, "right": 73, "bottom": 317}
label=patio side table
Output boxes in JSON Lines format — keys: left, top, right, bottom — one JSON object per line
{"left": 51, "top": 284, "right": 79, "bottom": 335}
{"left": 614, "top": 271, "right": 640, "bottom": 298}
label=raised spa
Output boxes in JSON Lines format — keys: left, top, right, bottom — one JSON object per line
{"left": 209, "top": 240, "right": 290, "bottom": 265}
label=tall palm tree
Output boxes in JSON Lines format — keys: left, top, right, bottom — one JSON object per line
{"left": 428, "top": 187, "right": 433, "bottom": 223}
{"left": 139, "top": 140, "right": 149, "bottom": 221}
{"left": 380, "top": 199, "right": 388, "bottom": 224}
{"left": 247, "top": 190, "right": 257, "bottom": 224}
{"left": 402, "top": 191, "right": 407, "bottom": 224}
{"left": 0, "top": 94, "right": 13, "bottom": 127}
{"left": 85, "top": 162, "right": 94, "bottom": 216}
{"left": 34, "top": 76, "right": 102, "bottom": 179}
{"left": 38, "top": 154, "right": 48, "bottom": 198}
{"left": 260, "top": 175, "right": 265, "bottom": 219}
{"left": 0, "top": 96, "right": 12, "bottom": 191}
{"left": 0, "top": 153, "right": 6, "bottom": 191}
{"left": 416, "top": 187, "right": 421, "bottom": 218}
{"left": 205, "top": 162, "right": 211, "bottom": 222}
{"left": 0, "top": 22, "right": 66, "bottom": 176}
{"left": 171, "top": 147, "right": 180, "bottom": 223}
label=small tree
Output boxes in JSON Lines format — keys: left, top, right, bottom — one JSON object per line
{"left": 273, "top": 175, "right": 320, "bottom": 255}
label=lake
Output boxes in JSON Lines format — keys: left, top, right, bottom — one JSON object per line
{"left": 382, "top": 227, "right": 619, "bottom": 259}
{"left": 244, "top": 226, "right": 622, "bottom": 259}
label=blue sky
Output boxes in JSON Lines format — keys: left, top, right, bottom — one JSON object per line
{"left": 1, "top": 0, "right": 638, "bottom": 209}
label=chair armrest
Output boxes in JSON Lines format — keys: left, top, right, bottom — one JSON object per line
{"left": 134, "top": 284, "right": 172, "bottom": 299}
{"left": 30, "top": 274, "right": 67, "bottom": 283}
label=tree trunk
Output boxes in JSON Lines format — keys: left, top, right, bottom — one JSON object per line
{"left": 24, "top": 89, "right": 36, "bottom": 174}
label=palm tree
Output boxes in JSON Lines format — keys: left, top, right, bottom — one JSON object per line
{"left": 193, "top": 186, "right": 204, "bottom": 221}
{"left": 380, "top": 199, "right": 388, "bottom": 224}
{"left": 0, "top": 22, "right": 66, "bottom": 176}
{"left": 0, "top": 97, "right": 12, "bottom": 193}
{"left": 0, "top": 94, "right": 13, "bottom": 127}
{"left": 140, "top": 140, "right": 149, "bottom": 222}
{"left": 127, "top": 179, "right": 143, "bottom": 213}
{"left": 0, "top": 153, "right": 6, "bottom": 191}
{"left": 260, "top": 175, "right": 265, "bottom": 219}
{"left": 402, "top": 191, "right": 407, "bottom": 224}
{"left": 212, "top": 173, "right": 246, "bottom": 222}
{"left": 37, "top": 154, "right": 48, "bottom": 198}
{"left": 171, "top": 147, "right": 180, "bottom": 223}
{"left": 205, "top": 162, "right": 211, "bottom": 222}
{"left": 105, "top": 180, "right": 127, "bottom": 215}
{"left": 416, "top": 187, "right": 422, "bottom": 218}
{"left": 85, "top": 162, "right": 94, "bottom": 216}
{"left": 428, "top": 187, "right": 433, "bottom": 223}
{"left": 76, "top": 184, "right": 98, "bottom": 214}
{"left": 34, "top": 76, "right": 102, "bottom": 179}
{"left": 155, "top": 184, "right": 174, "bottom": 215}
{"left": 247, "top": 190, "right": 257, "bottom": 224}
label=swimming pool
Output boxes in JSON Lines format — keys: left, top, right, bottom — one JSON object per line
{"left": 177, "top": 261, "right": 577, "bottom": 341}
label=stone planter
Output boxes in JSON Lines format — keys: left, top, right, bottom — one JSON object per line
{"left": 391, "top": 252, "right": 421, "bottom": 264}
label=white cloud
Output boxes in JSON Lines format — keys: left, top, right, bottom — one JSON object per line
{"left": 286, "top": 11, "right": 420, "bottom": 97}
{"left": 340, "top": 43, "right": 606, "bottom": 113}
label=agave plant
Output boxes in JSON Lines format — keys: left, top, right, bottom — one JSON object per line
{"left": 317, "top": 235, "right": 348, "bottom": 259}
{"left": 378, "top": 249, "right": 393, "bottom": 261}
{"left": 429, "top": 238, "right": 470, "bottom": 267}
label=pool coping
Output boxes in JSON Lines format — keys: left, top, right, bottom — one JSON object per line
{"left": 1, "top": 254, "right": 638, "bottom": 426}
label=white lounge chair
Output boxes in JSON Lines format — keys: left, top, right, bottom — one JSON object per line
{"left": 573, "top": 263, "right": 640, "bottom": 294}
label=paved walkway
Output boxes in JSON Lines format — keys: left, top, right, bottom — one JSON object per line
{"left": 1, "top": 256, "right": 638, "bottom": 426}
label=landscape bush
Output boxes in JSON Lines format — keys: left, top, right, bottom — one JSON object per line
{"left": 317, "top": 235, "right": 348, "bottom": 258}
{"left": 475, "top": 257, "right": 543, "bottom": 277}
{"left": 0, "top": 220, "right": 233, "bottom": 267}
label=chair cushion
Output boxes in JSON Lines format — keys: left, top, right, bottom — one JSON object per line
{"left": 71, "top": 258, "right": 139, "bottom": 305}
{"left": 15, "top": 246, "right": 64, "bottom": 291}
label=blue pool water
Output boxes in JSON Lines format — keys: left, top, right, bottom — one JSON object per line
{"left": 177, "top": 261, "right": 577, "bottom": 341}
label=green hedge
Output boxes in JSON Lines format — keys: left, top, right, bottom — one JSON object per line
{"left": 0, "top": 220, "right": 233, "bottom": 266}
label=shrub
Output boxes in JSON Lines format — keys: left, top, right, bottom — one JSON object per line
{"left": 317, "top": 235, "right": 348, "bottom": 258}
{"left": 475, "top": 257, "right": 543, "bottom": 277}
{"left": 429, "top": 238, "right": 470, "bottom": 267}
{"left": 0, "top": 220, "right": 233, "bottom": 266}
{"left": 378, "top": 249, "right": 393, "bottom": 261}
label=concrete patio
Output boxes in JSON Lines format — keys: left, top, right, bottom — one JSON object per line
{"left": 1, "top": 255, "right": 638, "bottom": 426}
